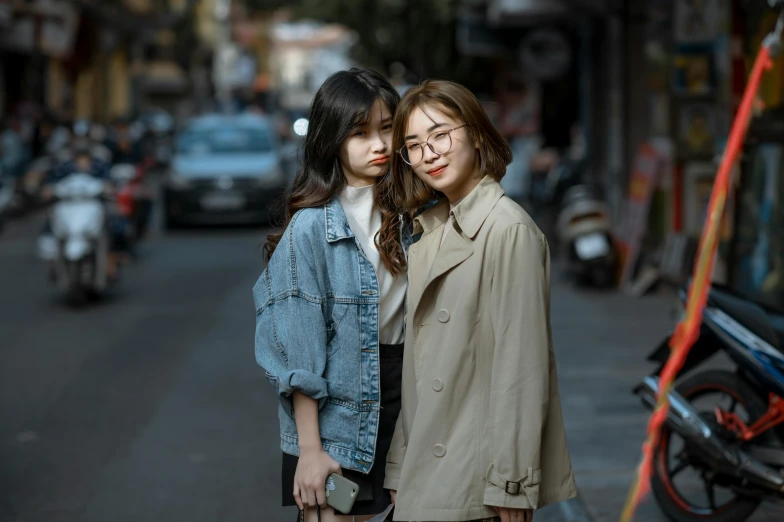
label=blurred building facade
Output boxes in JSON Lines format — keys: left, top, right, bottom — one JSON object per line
{"left": 269, "top": 19, "right": 355, "bottom": 110}
{"left": 0, "top": 0, "right": 193, "bottom": 123}
{"left": 454, "top": 0, "right": 784, "bottom": 300}
{"left": 456, "top": 0, "right": 612, "bottom": 203}
{"left": 607, "top": 0, "right": 784, "bottom": 300}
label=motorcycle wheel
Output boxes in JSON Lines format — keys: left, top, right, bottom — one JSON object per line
{"left": 651, "top": 370, "right": 774, "bottom": 522}
{"left": 65, "top": 260, "right": 87, "bottom": 306}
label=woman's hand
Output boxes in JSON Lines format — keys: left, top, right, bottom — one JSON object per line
{"left": 292, "top": 446, "right": 342, "bottom": 511}
{"left": 492, "top": 506, "right": 533, "bottom": 522}
{"left": 390, "top": 490, "right": 396, "bottom": 505}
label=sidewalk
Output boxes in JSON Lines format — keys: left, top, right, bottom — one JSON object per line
{"left": 547, "top": 272, "right": 784, "bottom": 521}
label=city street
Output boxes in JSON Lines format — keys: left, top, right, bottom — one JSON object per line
{"left": 1, "top": 207, "right": 783, "bottom": 522}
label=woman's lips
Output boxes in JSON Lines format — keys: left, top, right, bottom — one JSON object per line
{"left": 370, "top": 156, "right": 389, "bottom": 165}
{"left": 427, "top": 165, "right": 447, "bottom": 176}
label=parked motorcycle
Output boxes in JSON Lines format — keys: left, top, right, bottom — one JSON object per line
{"left": 556, "top": 184, "right": 617, "bottom": 287}
{"left": 37, "top": 172, "right": 112, "bottom": 304}
{"left": 634, "top": 284, "right": 784, "bottom": 522}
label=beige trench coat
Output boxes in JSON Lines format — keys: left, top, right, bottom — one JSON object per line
{"left": 384, "top": 177, "right": 576, "bottom": 521}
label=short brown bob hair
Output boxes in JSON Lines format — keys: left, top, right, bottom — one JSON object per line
{"left": 377, "top": 79, "right": 513, "bottom": 214}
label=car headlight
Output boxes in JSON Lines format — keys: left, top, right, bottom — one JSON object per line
{"left": 167, "top": 171, "right": 193, "bottom": 189}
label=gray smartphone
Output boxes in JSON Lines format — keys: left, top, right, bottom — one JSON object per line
{"left": 325, "top": 473, "right": 359, "bottom": 514}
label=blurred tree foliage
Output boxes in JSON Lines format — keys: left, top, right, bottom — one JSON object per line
{"left": 248, "top": 0, "right": 485, "bottom": 87}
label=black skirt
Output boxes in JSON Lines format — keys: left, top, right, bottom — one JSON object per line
{"left": 282, "top": 343, "right": 404, "bottom": 515}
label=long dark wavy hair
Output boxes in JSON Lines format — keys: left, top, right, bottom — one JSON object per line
{"left": 264, "top": 68, "right": 406, "bottom": 275}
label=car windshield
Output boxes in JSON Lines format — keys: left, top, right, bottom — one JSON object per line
{"left": 177, "top": 125, "right": 273, "bottom": 155}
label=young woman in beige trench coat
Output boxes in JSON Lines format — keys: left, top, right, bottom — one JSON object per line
{"left": 375, "top": 80, "right": 577, "bottom": 522}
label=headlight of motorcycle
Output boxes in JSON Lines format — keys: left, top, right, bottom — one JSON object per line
{"left": 167, "top": 171, "right": 193, "bottom": 190}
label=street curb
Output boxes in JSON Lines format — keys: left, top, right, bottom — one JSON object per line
{"left": 557, "top": 492, "right": 595, "bottom": 522}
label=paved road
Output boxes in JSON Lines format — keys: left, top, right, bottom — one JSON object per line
{"left": 1, "top": 205, "right": 782, "bottom": 522}
{"left": 0, "top": 212, "right": 289, "bottom": 522}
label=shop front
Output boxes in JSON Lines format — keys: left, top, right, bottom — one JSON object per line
{"left": 725, "top": 5, "right": 784, "bottom": 309}
{"left": 628, "top": 0, "right": 784, "bottom": 301}
{"left": 730, "top": 108, "right": 784, "bottom": 308}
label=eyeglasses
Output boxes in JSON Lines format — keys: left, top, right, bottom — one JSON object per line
{"left": 399, "top": 124, "right": 468, "bottom": 166}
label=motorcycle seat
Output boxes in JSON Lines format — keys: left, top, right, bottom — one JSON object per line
{"left": 708, "top": 285, "right": 784, "bottom": 350}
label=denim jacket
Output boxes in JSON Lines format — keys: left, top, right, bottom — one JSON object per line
{"left": 253, "top": 196, "right": 413, "bottom": 473}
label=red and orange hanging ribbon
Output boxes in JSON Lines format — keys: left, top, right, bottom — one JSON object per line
{"left": 620, "top": 13, "right": 784, "bottom": 522}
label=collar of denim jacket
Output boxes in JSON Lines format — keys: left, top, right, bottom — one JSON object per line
{"left": 325, "top": 196, "right": 356, "bottom": 242}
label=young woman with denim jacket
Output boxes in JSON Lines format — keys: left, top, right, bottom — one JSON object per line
{"left": 254, "top": 68, "right": 412, "bottom": 522}
{"left": 375, "top": 81, "right": 576, "bottom": 522}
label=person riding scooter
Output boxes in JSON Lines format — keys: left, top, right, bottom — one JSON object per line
{"left": 105, "top": 117, "right": 153, "bottom": 240}
{"left": 47, "top": 143, "right": 111, "bottom": 185}
{"left": 41, "top": 146, "right": 124, "bottom": 279}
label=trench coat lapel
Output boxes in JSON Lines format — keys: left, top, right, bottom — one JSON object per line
{"left": 407, "top": 176, "right": 504, "bottom": 322}
{"left": 424, "top": 226, "right": 474, "bottom": 292}
{"left": 410, "top": 221, "right": 474, "bottom": 322}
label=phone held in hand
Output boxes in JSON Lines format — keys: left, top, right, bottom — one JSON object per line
{"left": 325, "top": 473, "right": 359, "bottom": 514}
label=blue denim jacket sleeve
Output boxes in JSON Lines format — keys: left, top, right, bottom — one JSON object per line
{"left": 253, "top": 212, "right": 329, "bottom": 415}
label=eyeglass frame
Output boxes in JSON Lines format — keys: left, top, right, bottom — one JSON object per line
{"left": 398, "top": 123, "right": 469, "bottom": 166}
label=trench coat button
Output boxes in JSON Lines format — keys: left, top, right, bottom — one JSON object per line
{"left": 432, "top": 378, "right": 444, "bottom": 392}
{"left": 437, "top": 309, "right": 450, "bottom": 323}
{"left": 433, "top": 444, "right": 446, "bottom": 458}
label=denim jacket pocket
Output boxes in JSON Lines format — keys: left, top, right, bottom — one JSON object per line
{"left": 325, "top": 303, "right": 351, "bottom": 360}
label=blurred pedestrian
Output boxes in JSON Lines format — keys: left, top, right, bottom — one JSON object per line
{"left": 378, "top": 80, "right": 577, "bottom": 522}
{"left": 254, "top": 68, "right": 409, "bottom": 522}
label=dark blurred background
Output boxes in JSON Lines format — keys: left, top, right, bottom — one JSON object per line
{"left": 4, "top": 1, "right": 784, "bottom": 521}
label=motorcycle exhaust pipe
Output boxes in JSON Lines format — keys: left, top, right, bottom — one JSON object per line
{"left": 637, "top": 376, "right": 784, "bottom": 492}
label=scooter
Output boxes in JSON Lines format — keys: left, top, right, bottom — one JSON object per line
{"left": 634, "top": 284, "right": 784, "bottom": 522}
{"left": 555, "top": 184, "right": 617, "bottom": 287}
{"left": 38, "top": 172, "right": 112, "bottom": 305}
